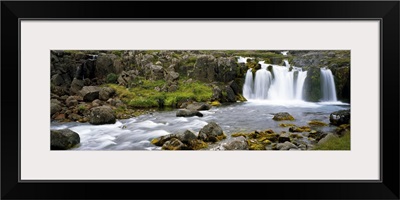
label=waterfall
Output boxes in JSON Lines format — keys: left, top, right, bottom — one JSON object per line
{"left": 320, "top": 68, "right": 338, "bottom": 101}
{"left": 243, "top": 69, "right": 254, "bottom": 99}
{"left": 241, "top": 59, "right": 307, "bottom": 101}
{"left": 253, "top": 64, "right": 272, "bottom": 99}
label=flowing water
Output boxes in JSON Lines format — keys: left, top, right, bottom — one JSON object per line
{"left": 320, "top": 68, "right": 338, "bottom": 102}
{"left": 51, "top": 101, "right": 349, "bottom": 150}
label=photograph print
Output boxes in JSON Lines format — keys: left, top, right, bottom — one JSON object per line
{"left": 50, "top": 50, "right": 350, "bottom": 151}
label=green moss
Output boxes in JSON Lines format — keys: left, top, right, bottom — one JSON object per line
{"left": 210, "top": 101, "right": 221, "bottom": 106}
{"left": 308, "top": 120, "right": 328, "bottom": 126}
{"left": 189, "top": 139, "right": 208, "bottom": 150}
{"left": 107, "top": 78, "right": 212, "bottom": 109}
{"left": 232, "top": 132, "right": 248, "bottom": 137}
{"left": 313, "top": 133, "right": 350, "bottom": 150}
{"left": 78, "top": 105, "right": 87, "bottom": 112}
{"left": 279, "top": 123, "right": 296, "bottom": 127}
{"left": 106, "top": 73, "right": 118, "bottom": 83}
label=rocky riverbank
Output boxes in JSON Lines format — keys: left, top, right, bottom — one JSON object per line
{"left": 51, "top": 50, "right": 350, "bottom": 124}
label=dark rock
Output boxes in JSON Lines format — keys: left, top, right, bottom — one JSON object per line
{"left": 69, "top": 78, "right": 84, "bottom": 95}
{"left": 211, "top": 85, "right": 223, "bottom": 101}
{"left": 51, "top": 74, "right": 64, "bottom": 86}
{"left": 50, "top": 101, "right": 62, "bottom": 116}
{"left": 228, "top": 80, "right": 241, "bottom": 95}
{"left": 185, "top": 102, "right": 211, "bottom": 111}
{"left": 176, "top": 109, "right": 203, "bottom": 117}
{"left": 198, "top": 122, "right": 226, "bottom": 142}
{"left": 89, "top": 106, "right": 116, "bottom": 125}
{"left": 162, "top": 138, "right": 188, "bottom": 150}
{"left": 309, "top": 130, "right": 327, "bottom": 141}
{"left": 272, "top": 112, "right": 295, "bottom": 121}
{"left": 190, "top": 55, "right": 217, "bottom": 82}
{"left": 95, "top": 54, "right": 117, "bottom": 78}
{"left": 330, "top": 109, "right": 350, "bottom": 125}
{"left": 175, "top": 130, "right": 197, "bottom": 144}
{"left": 80, "top": 86, "right": 100, "bottom": 102}
{"left": 278, "top": 132, "right": 291, "bottom": 143}
{"left": 99, "top": 87, "right": 116, "bottom": 101}
{"left": 222, "top": 136, "right": 249, "bottom": 150}
{"left": 215, "top": 57, "right": 239, "bottom": 82}
{"left": 51, "top": 129, "right": 80, "bottom": 150}
{"left": 224, "top": 86, "right": 236, "bottom": 102}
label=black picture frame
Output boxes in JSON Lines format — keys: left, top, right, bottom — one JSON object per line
{"left": 1, "top": 1, "right": 399, "bottom": 199}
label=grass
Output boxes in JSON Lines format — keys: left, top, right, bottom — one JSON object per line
{"left": 107, "top": 78, "right": 213, "bottom": 108}
{"left": 313, "top": 133, "right": 350, "bottom": 150}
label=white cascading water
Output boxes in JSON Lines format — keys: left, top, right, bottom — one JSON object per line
{"left": 320, "top": 68, "right": 337, "bottom": 101}
{"left": 242, "top": 59, "right": 307, "bottom": 101}
{"left": 253, "top": 63, "right": 273, "bottom": 99}
{"left": 243, "top": 69, "right": 254, "bottom": 99}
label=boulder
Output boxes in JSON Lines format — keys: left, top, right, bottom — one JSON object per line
{"left": 146, "top": 64, "right": 164, "bottom": 80}
{"left": 99, "top": 87, "right": 116, "bottom": 101}
{"left": 215, "top": 57, "right": 239, "bottom": 82}
{"left": 222, "top": 136, "right": 249, "bottom": 150}
{"left": 69, "top": 78, "right": 84, "bottom": 95}
{"left": 51, "top": 129, "right": 80, "bottom": 150}
{"left": 165, "top": 71, "right": 180, "bottom": 82}
{"left": 65, "top": 96, "right": 78, "bottom": 107}
{"left": 175, "top": 130, "right": 197, "bottom": 144}
{"left": 189, "top": 55, "right": 217, "bottom": 82}
{"left": 92, "top": 99, "right": 103, "bottom": 107}
{"left": 95, "top": 54, "right": 117, "bottom": 78}
{"left": 198, "top": 122, "right": 226, "bottom": 142}
{"left": 50, "top": 101, "right": 62, "bottom": 116}
{"left": 68, "top": 113, "right": 82, "bottom": 121}
{"left": 211, "top": 85, "right": 223, "bottom": 101}
{"left": 117, "top": 70, "right": 138, "bottom": 86}
{"left": 176, "top": 109, "right": 203, "bottom": 117}
{"left": 272, "top": 112, "right": 295, "bottom": 121}
{"left": 309, "top": 130, "right": 327, "bottom": 141}
{"left": 185, "top": 102, "right": 211, "bottom": 111}
{"left": 276, "top": 141, "right": 298, "bottom": 150}
{"left": 51, "top": 74, "right": 64, "bottom": 86}
{"left": 89, "top": 106, "right": 116, "bottom": 125}
{"left": 80, "top": 86, "right": 100, "bottom": 102}
{"left": 228, "top": 80, "right": 241, "bottom": 95}
{"left": 162, "top": 138, "right": 188, "bottom": 150}
{"left": 330, "top": 109, "right": 350, "bottom": 125}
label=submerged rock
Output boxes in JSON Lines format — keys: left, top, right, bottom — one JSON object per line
{"left": 272, "top": 112, "right": 295, "bottom": 121}
{"left": 89, "top": 106, "right": 116, "bottom": 125}
{"left": 185, "top": 102, "right": 211, "bottom": 111}
{"left": 289, "top": 126, "right": 311, "bottom": 132}
{"left": 329, "top": 109, "right": 350, "bottom": 125}
{"left": 176, "top": 109, "right": 203, "bottom": 117}
{"left": 51, "top": 129, "right": 80, "bottom": 150}
{"left": 198, "top": 122, "right": 226, "bottom": 142}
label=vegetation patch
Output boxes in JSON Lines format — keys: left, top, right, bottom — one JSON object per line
{"left": 313, "top": 133, "right": 350, "bottom": 150}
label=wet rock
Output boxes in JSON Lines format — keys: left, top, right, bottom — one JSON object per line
{"left": 176, "top": 109, "right": 203, "bottom": 117}
{"left": 289, "top": 126, "right": 311, "bottom": 132}
{"left": 51, "top": 129, "right": 80, "bottom": 150}
{"left": 272, "top": 112, "right": 295, "bottom": 121}
{"left": 198, "top": 122, "right": 226, "bottom": 142}
{"left": 308, "top": 120, "right": 328, "bottom": 126}
{"left": 330, "top": 109, "right": 350, "bottom": 125}
{"left": 221, "top": 136, "right": 249, "bottom": 150}
{"left": 309, "top": 130, "right": 327, "bottom": 141}
{"left": 89, "top": 106, "right": 116, "bottom": 125}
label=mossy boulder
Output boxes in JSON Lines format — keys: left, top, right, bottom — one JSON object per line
{"left": 51, "top": 129, "right": 80, "bottom": 150}
{"left": 152, "top": 130, "right": 208, "bottom": 150}
{"left": 162, "top": 138, "right": 188, "bottom": 150}
{"left": 308, "top": 120, "right": 328, "bottom": 127}
{"left": 198, "top": 122, "right": 226, "bottom": 142}
{"left": 289, "top": 126, "right": 311, "bottom": 132}
{"left": 272, "top": 112, "right": 295, "bottom": 121}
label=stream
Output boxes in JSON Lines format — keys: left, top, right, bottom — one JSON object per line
{"left": 51, "top": 101, "right": 349, "bottom": 150}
